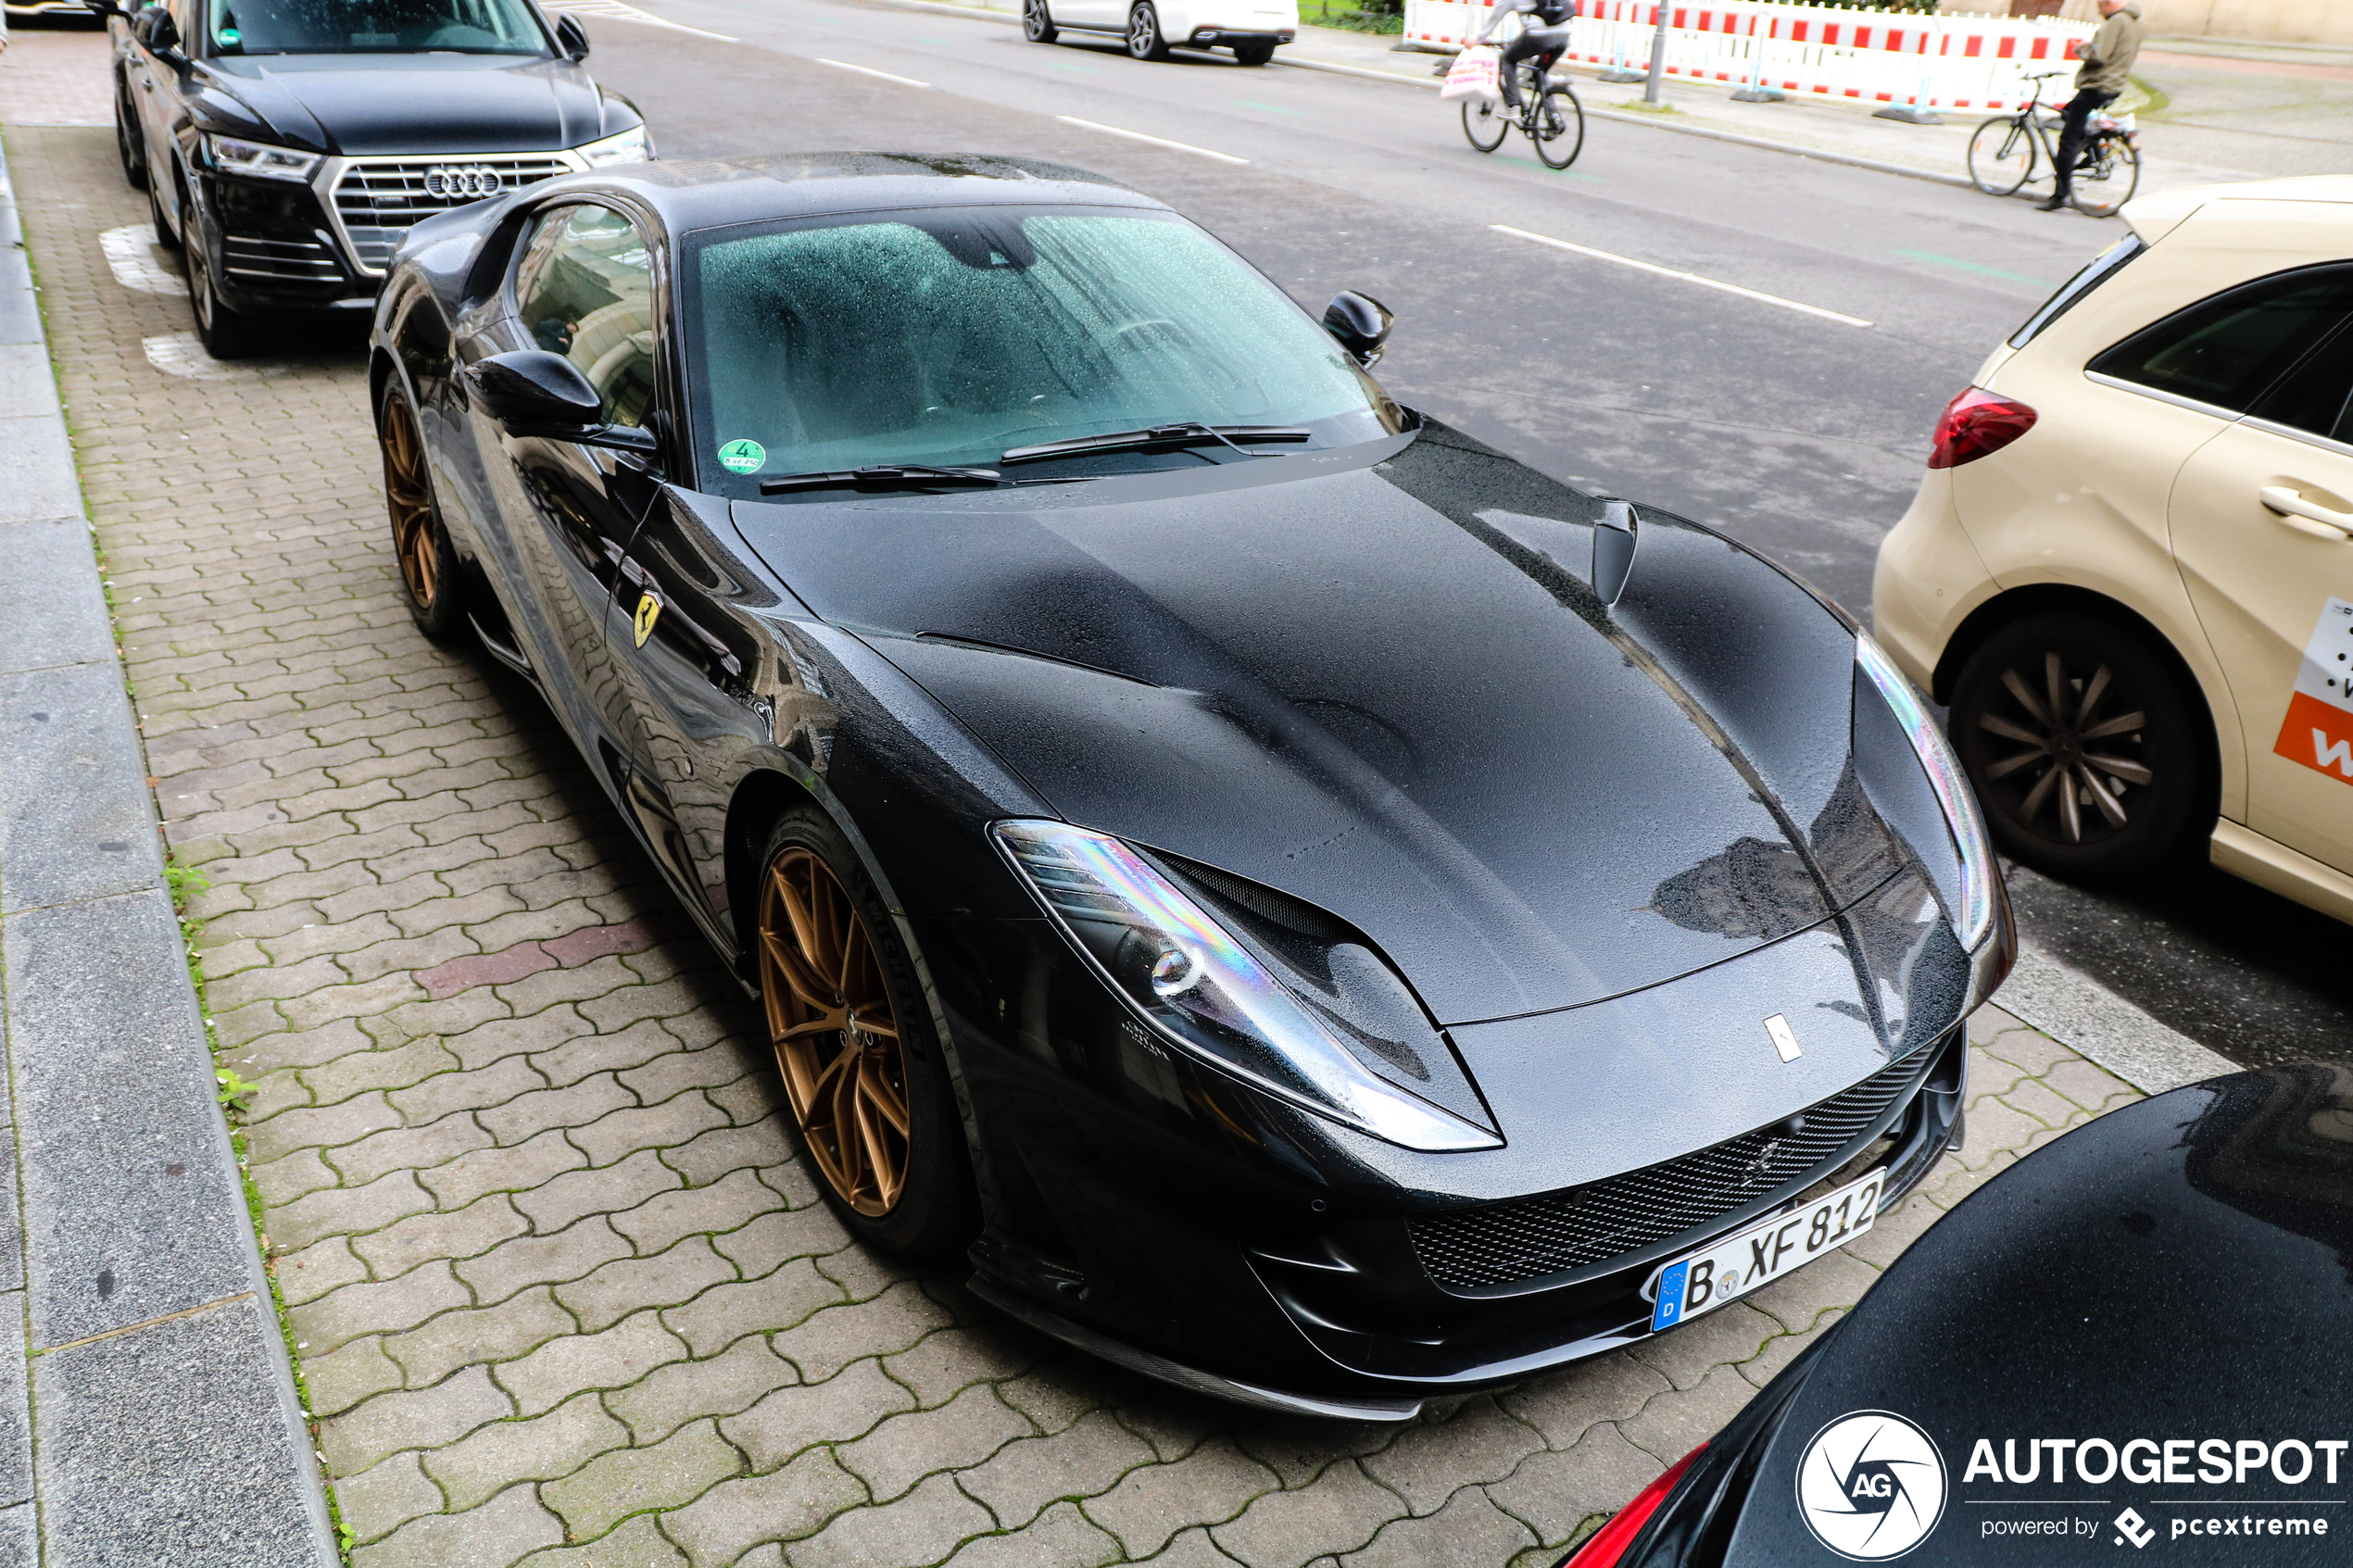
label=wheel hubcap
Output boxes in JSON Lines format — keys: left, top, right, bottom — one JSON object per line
{"left": 759, "top": 847, "right": 911, "bottom": 1217}
{"left": 380, "top": 400, "right": 438, "bottom": 608}
{"left": 1130, "top": 8, "right": 1151, "bottom": 47}
{"left": 1977, "top": 651, "right": 2153, "bottom": 846}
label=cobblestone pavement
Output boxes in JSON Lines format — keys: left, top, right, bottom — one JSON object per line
{"left": 5, "top": 118, "right": 2150, "bottom": 1568}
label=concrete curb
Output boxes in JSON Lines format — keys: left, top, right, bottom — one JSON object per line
{"left": 1994, "top": 949, "right": 2240, "bottom": 1098}
{"left": 0, "top": 132, "right": 339, "bottom": 1567}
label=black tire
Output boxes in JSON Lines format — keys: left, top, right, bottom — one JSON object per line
{"left": 2070, "top": 132, "right": 2141, "bottom": 218}
{"left": 1462, "top": 94, "right": 1511, "bottom": 153}
{"left": 1232, "top": 38, "right": 1275, "bottom": 64}
{"left": 1532, "top": 82, "right": 1584, "bottom": 169}
{"left": 1967, "top": 114, "right": 2033, "bottom": 196}
{"left": 184, "top": 207, "right": 260, "bottom": 360}
{"left": 1022, "top": 0, "right": 1057, "bottom": 42}
{"left": 115, "top": 82, "right": 148, "bottom": 191}
{"left": 376, "top": 382, "right": 470, "bottom": 643}
{"left": 1126, "top": 1, "right": 1170, "bottom": 60}
{"left": 1950, "top": 611, "right": 2213, "bottom": 883}
{"left": 754, "top": 808, "right": 978, "bottom": 1261}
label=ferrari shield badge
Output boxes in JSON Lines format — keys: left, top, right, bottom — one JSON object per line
{"left": 633, "top": 592, "right": 662, "bottom": 648}
{"left": 1764, "top": 1014, "right": 1803, "bottom": 1062}
{"left": 2275, "top": 596, "right": 2353, "bottom": 785}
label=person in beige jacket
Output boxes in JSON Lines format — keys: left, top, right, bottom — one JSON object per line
{"left": 2040, "top": 0, "right": 2144, "bottom": 210}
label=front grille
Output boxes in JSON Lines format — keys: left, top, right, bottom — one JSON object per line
{"left": 333, "top": 156, "right": 573, "bottom": 274}
{"left": 1409, "top": 1047, "right": 1935, "bottom": 1291}
{"left": 221, "top": 232, "right": 342, "bottom": 283}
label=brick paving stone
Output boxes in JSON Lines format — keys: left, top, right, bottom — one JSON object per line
{"left": 529, "top": 1017, "right": 681, "bottom": 1090}
{"left": 2043, "top": 1055, "right": 2133, "bottom": 1113}
{"left": 478, "top": 1074, "right": 638, "bottom": 1148}
{"left": 1340, "top": 1485, "right": 1535, "bottom": 1568}
{"left": 606, "top": 1334, "right": 801, "bottom": 1445}
{"left": 1085, "top": 1439, "right": 1281, "bottom": 1559}
{"left": 306, "top": 1035, "right": 465, "bottom": 1103}
{"left": 557, "top": 1234, "right": 741, "bottom": 1333}
{"left": 1487, "top": 1425, "right": 1665, "bottom": 1548}
{"left": 457, "top": 1216, "right": 635, "bottom": 1306}
{"left": 663, "top": 1450, "right": 865, "bottom": 1568}
{"left": 571, "top": 1092, "right": 737, "bottom": 1168}
{"left": 1629, "top": 1301, "right": 1780, "bottom": 1393}
{"left": 277, "top": 1236, "right": 368, "bottom": 1306}
{"left": 1742, "top": 1309, "right": 1843, "bottom": 1389}
{"left": 960, "top": 1409, "right": 1158, "bottom": 1530}
{"left": 666, "top": 1116, "right": 799, "bottom": 1187}
{"left": 1358, "top": 1398, "right": 1542, "bottom": 1516}
{"left": 769, "top": 1281, "right": 955, "bottom": 1382}
{"left": 251, "top": 1147, "right": 339, "bottom": 1209}
{"left": 1496, "top": 1350, "right": 1668, "bottom": 1451}
{"left": 245, "top": 1089, "right": 401, "bottom": 1164}
{"left": 612, "top": 1166, "right": 781, "bottom": 1255}
{"left": 388, "top": 1056, "right": 549, "bottom": 1126}
{"left": 1211, "top": 1459, "right": 1403, "bottom": 1568}
{"left": 331, "top": 1113, "right": 498, "bottom": 1186}
{"left": 513, "top": 1513, "right": 690, "bottom": 1568}
{"left": 840, "top": 1384, "right": 1036, "bottom": 1503}
{"left": 662, "top": 1258, "right": 847, "bottom": 1359}
{"left": 789, "top": 1470, "right": 995, "bottom": 1568}
{"left": 542, "top": 1417, "right": 743, "bottom": 1541}
{"left": 1617, "top": 1363, "right": 1758, "bottom": 1465}
{"left": 425, "top": 1391, "right": 630, "bottom": 1512}
{"left": 444, "top": 1010, "right": 591, "bottom": 1073}
{"left": 356, "top": 1193, "right": 531, "bottom": 1276}
{"left": 2001, "top": 1075, "right": 2084, "bottom": 1131}
{"left": 333, "top": 1450, "right": 447, "bottom": 1547}
{"left": 943, "top": 1499, "right": 1124, "bottom": 1568}
{"left": 885, "top": 1323, "right": 1048, "bottom": 1409}
{"left": 384, "top": 1286, "right": 577, "bottom": 1388}
{"left": 308, "top": 1336, "right": 407, "bottom": 1417}
{"left": 322, "top": 1364, "right": 517, "bottom": 1475}
{"left": 711, "top": 1203, "right": 854, "bottom": 1279}
{"left": 289, "top": 1260, "right": 473, "bottom": 1355}
{"left": 724, "top": 1356, "right": 918, "bottom": 1472}
{"left": 354, "top": 1482, "right": 565, "bottom": 1568}
{"left": 497, "top": 1309, "right": 691, "bottom": 1417}
{"left": 421, "top": 1128, "right": 587, "bottom": 1210}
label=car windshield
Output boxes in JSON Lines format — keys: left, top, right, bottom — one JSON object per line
{"left": 209, "top": 0, "right": 548, "bottom": 55}
{"left": 683, "top": 207, "right": 1400, "bottom": 492}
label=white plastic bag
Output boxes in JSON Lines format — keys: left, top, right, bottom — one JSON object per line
{"left": 1441, "top": 46, "right": 1502, "bottom": 102}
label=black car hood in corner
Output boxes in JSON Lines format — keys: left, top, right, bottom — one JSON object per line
{"left": 729, "top": 423, "right": 1899, "bottom": 1027}
{"left": 207, "top": 54, "right": 608, "bottom": 156}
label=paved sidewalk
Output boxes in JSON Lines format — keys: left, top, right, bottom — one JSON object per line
{"left": 0, "top": 105, "right": 2173, "bottom": 1568}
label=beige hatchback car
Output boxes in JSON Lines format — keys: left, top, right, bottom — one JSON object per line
{"left": 1875, "top": 175, "right": 2353, "bottom": 924}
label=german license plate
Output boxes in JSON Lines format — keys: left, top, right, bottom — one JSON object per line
{"left": 1648, "top": 1169, "right": 1883, "bottom": 1333}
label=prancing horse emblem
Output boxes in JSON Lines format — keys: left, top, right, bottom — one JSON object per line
{"left": 633, "top": 592, "right": 661, "bottom": 647}
{"left": 1764, "top": 1013, "right": 1803, "bottom": 1062}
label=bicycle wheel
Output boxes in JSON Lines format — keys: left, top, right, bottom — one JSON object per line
{"left": 2070, "top": 134, "right": 2141, "bottom": 218}
{"left": 1967, "top": 115, "right": 2035, "bottom": 196}
{"left": 1462, "top": 94, "right": 1512, "bottom": 153}
{"left": 1532, "top": 83, "right": 1585, "bottom": 169}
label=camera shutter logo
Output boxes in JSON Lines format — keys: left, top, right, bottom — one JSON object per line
{"left": 1794, "top": 1411, "right": 1948, "bottom": 1560}
{"left": 422, "top": 166, "right": 506, "bottom": 200}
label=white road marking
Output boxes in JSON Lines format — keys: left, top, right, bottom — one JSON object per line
{"left": 142, "top": 333, "right": 289, "bottom": 383}
{"left": 100, "top": 224, "right": 187, "bottom": 297}
{"left": 1491, "top": 224, "right": 1872, "bottom": 329}
{"left": 538, "top": 0, "right": 736, "bottom": 42}
{"left": 1055, "top": 116, "right": 1250, "bottom": 164}
{"left": 815, "top": 57, "right": 931, "bottom": 87}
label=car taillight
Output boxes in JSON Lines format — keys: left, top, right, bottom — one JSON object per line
{"left": 1927, "top": 386, "right": 2037, "bottom": 470}
{"left": 1559, "top": 1444, "right": 1707, "bottom": 1568}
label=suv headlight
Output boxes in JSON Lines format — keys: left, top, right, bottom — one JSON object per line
{"left": 1855, "top": 631, "right": 1999, "bottom": 951}
{"left": 578, "top": 125, "right": 652, "bottom": 166}
{"left": 204, "top": 132, "right": 321, "bottom": 182}
{"left": 995, "top": 820, "right": 1500, "bottom": 1152}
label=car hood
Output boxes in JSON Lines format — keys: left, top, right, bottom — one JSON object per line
{"left": 730, "top": 422, "right": 1910, "bottom": 1026}
{"left": 203, "top": 54, "right": 608, "bottom": 156}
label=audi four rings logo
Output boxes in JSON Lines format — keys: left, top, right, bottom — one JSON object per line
{"left": 1796, "top": 1411, "right": 1949, "bottom": 1560}
{"left": 422, "top": 166, "right": 506, "bottom": 199}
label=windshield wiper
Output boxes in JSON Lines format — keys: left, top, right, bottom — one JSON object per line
{"left": 999, "top": 424, "right": 1313, "bottom": 465}
{"left": 758, "top": 464, "right": 1003, "bottom": 495}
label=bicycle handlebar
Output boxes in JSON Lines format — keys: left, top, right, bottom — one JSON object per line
{"left": 2023, "top": 69, "right": 2070, "bottom": 79}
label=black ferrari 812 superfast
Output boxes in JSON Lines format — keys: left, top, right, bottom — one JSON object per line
{"left": 369, "top": 152, "right": 2012, "bottom": 1419}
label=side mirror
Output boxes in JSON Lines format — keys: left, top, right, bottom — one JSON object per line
{"left": 467, "top": 350, "right": 658, "bottom": 455}
{"left": 134, "top": 6, "right": 182, "bottom": 55}
{"left": 1322, "top": 290, "right": 1393, "bottom": 367}
{"left": 82, "top": 0, "right": 131, "bottom": 18}
{"left": 555, "top": 13, "right": 590, "bottom": 60}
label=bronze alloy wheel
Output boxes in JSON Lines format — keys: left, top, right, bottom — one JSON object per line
{"left": 760, "top": 847, "right": 912, "bottom": 1216}
{"left": 381, "top": 395, "right": 439, "bottom": 612}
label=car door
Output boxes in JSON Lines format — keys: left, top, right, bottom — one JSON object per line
{"left": 131, "top": 0, "right": 195, "bottom": 219}
{"left": 2171, "top": 298, "right": 2353, "bottom": 875}
{"left": 468, "top": 200, "right": 664, "bottom": 765}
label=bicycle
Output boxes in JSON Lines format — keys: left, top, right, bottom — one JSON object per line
{"left": 1967, "top": 69, "right": 2142, "bottom": 218}
{"left": 1461, "top": 56, "right": 1585, "bottom": 170}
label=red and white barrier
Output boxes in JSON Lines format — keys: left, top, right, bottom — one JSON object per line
{"left": 1401, "top": 0, "right": 2095, "bottom": 112}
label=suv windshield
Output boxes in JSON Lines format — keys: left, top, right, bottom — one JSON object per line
{"left": 683, "top": 207, "right": 1401, "bottom": 493}
{"left": 210, "top": 0, "right": 549, "bottom": 55}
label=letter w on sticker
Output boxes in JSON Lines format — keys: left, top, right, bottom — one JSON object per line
{"left": 2275, "top": 596, "right": 2353, "bottom": 785}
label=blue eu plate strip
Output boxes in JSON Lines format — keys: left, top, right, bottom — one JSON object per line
{"left": 1652, "top": 1261, "right": 1688, "bottom": 1333}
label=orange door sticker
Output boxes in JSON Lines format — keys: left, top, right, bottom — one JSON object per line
{"left": 2274, "top": 596, "right": 2353, "bottom": 784}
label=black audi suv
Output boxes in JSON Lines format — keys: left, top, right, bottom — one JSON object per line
{"left": 93, "top": 0, "right": 650, "bottom": 357}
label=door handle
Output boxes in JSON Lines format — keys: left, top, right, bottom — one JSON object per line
{"left": 2259, "top": 484, "right": 2353, "bottom": 541}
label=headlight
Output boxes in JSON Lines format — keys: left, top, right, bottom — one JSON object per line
{"left": 577, "top": 125, "right": 652, "bottom": 167}
{"left": 1855, "top": 632, "right": 1998, "bottom": 950}
{"left": 203, "top": 132, "right": 321, "bottom": 182}
{"left": 995, "top": 820, "right": 1500, "bottom": 1152}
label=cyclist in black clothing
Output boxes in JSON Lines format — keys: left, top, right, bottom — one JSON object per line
{"left": 1473, "top": 0, "right": 1579, "bottom": 109}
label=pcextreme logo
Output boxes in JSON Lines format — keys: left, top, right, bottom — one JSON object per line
{"left": 1796, "top": 1410, "right": 1950, "bottom": 1561}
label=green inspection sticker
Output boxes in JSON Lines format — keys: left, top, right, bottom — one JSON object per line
{"left": 717, "top": 439, "right": 766, "bottom": 474}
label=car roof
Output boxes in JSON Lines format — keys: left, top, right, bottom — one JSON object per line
{"left": 559, "top": 152, "right": 1165, "bottom": 236}
{"left": 2124, "top": 173, "right": 2353, "bottom": 245}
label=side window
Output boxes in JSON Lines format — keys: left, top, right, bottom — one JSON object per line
{"left": 2248, "top": 324, "right": 2353, "bottom": 445}
{"left": 2088, "top": 263, "right": 2353, "bottom": 415}
{"left": 512, "top": 204, "right": 658, "bottom": 429}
